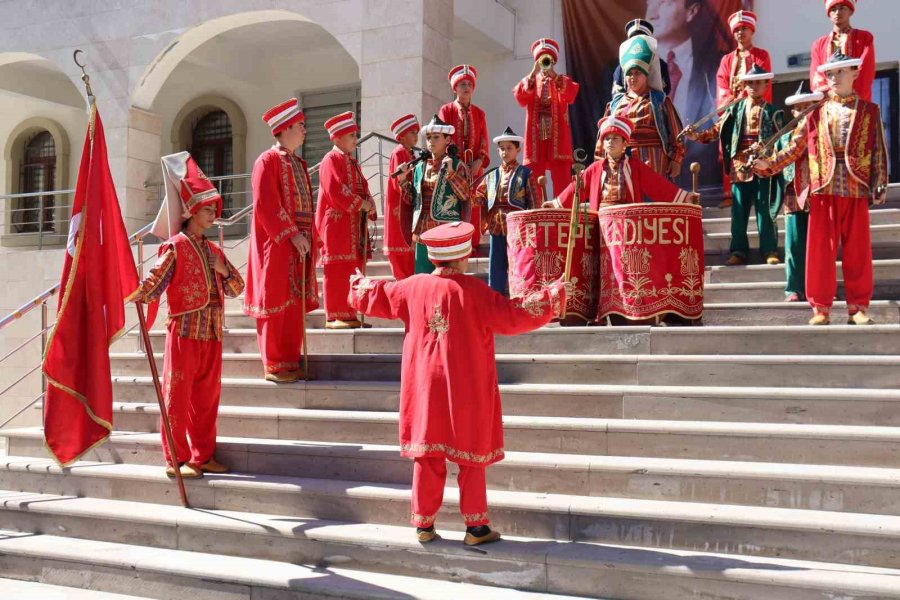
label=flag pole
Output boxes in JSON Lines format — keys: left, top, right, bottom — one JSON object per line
{"left": 74, "top": 50, "right": 189, "bottom": 507}
{"left": 135, "top": 303, "right": 190, "bottom": 507}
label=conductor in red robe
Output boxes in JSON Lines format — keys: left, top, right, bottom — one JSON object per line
{"left": 349, "top": 221, "right": 569, "bottom": 546}
{"left": 384, "top": 114, "right": 419, "bottom": 280}
{"left": 810, "top": 0, "right": 875, "bottom": 101}
{"left": 513, "top": 38, "right": 580, "bottom": 198}
{"left": 316, "top": 111, "right": 377, "bottom": 328}
{"left": 439, "top": 65, "right": 490, "bottom": 255}
{"left": 244, "top": 98, "right": 318, "bottom": 383}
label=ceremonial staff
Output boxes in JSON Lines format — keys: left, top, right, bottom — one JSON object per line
{"left": 300, "top": 257, "right": 310, "bottom": 380}
{"left": 561, "top": 163, "right": 585, "bottom": 318}
{"left": 691, "top": 162, "right": 701, "bottom": 201}
{"left": 75, "top": 50, "right": 189, "bottom": 507}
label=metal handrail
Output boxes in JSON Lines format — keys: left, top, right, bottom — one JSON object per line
{"left": 0, "top": 128, "right": 395, "bottom": 418}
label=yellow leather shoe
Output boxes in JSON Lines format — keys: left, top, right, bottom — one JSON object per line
{"left": 199, "top": 458, "right": 230, "bottom": 474}
{"left": 765, "top": 253, "right": 781, "bottom": 265}
{"left": 463, "top": 527, "right": 502, "bottom": 546}
{"left": 848, "top": 311, "right": 875, "bottom": 325}
{"left": 265, "top": 371, "right": 301, "bottom": 384}
{"left": 808, "top": 314, "right": 830, "bottom": 326}
{"left": 325, "top": 319, "right": 361, "bottom": 330}
{"left": 416, "top": 527, "right": 439, "bottom": 543}
{"left": 726, "top": 255, "right": 746, "bottom": 266}
{"left": 165, "top": 464, "right": 203, "bottom": 479}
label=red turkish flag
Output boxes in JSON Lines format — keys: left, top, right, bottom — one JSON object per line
{"left": 42, "top": 106, "right": 139, "bottom": 466}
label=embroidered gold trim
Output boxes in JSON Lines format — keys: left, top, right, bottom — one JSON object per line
{"left": 401, "top": 443, "right": 504, "bottom": 465}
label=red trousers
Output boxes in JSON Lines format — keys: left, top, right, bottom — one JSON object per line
{"left": 528, "top": 138, "right": 573, "bottom": 197}
{"left": 807, "top": 194, "right": 873, "bottom": 314}
{"left": 410, "top": 457, "right": 490, "bottom": 528}
{"left": 161, "top": 324, "right": 222, "bottom": 467}
{"left": 323, "top": 261, "right": 360, "bottom": 321}
{"left": 256, "top": 302, "right": 305, "bottom": 374}
{"left": 387, "top": 252, "right": 415, "bottom": 280}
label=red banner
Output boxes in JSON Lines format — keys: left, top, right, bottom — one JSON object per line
{"left": 42, "top": 106, "right": 139, "bottom": 466}
{"left": 598, "top": 202, "right": 704, "bottom": 321}
{"left": 507, "top": 209, "right": 600, "bottom": 322}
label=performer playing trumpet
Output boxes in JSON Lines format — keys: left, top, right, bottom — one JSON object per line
{"left": 514, "top": 38, "right": 580, "bottom": 197}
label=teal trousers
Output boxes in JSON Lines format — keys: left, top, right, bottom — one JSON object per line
{"left": 730, "top": 180, "right": 778, "bottom": 259}
{"left": 784, "top": 211, "right": 809, "bottom": 296}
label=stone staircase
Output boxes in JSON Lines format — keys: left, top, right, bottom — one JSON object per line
{"left": 3, "top": 198, "right": 900, "bottom": 599}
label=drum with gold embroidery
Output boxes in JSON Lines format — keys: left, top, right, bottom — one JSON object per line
{"left": 598, "top": 202, "right": 704, "bottom": 321}
{"left": 506, "top": 208, "right": 600, "bottom": 323}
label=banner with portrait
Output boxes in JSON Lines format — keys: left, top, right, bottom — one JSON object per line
{"left": 562, "top": 0, "right": 753, "bottom": 190}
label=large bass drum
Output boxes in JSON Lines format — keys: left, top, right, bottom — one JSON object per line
{"left": 506, "top": 208, "right": 600, "bottom": 324}
{"left": 597, "top": 202, "right": 704, "bottom": 322}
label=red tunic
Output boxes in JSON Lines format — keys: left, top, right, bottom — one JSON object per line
{"left": 384, "top": 144, "right": 414, "bottom": 256}
{"left": 244, "top": 146, "right": 318, "bottom": 319}
{"left": 349, "top": 269, "right": 565, "bottom": 467}
{"left": 513, "top": 73, "right": 580, "bottom": 165}
{"left": 810, "top": 29, "right": 875, "bottom": 102}
{"left": 716, "top": 47, "right": 772, "bottom": 107}
{"left": 438, "top": 100, "right": 491, "bottom": 178}
{"left": 316, "top": 148, "right": 375, "bottom": 265}
{"left": 556, "top": 155, "right": 692, "bottom": 210}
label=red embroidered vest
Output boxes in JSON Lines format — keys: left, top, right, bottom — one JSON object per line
{"left": 807, "top": 98, "right": 882, "bottom": 194}
{"left": 164, "top": 233, "right": 225, "bottom": 317}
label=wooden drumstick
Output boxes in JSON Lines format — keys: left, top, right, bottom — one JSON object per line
{"left": 690, "top": 162, "right": 701, "bottom": 204}
{"left": 537, "top": 175, "right": 548, "bottom": 206}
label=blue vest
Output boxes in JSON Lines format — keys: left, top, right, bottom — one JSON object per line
{"left": 610, "top": 90, "right": 671, "bottom": 156}
{"left": 483, "top": 164, "right": 532, "bottom": 211}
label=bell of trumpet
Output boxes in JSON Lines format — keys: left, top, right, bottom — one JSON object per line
{"left": 538, "top": 54, "right": 555, "bottom": 71}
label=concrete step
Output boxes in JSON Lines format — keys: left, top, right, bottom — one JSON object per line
{"left": 223, "top": 300, "right": 900, "bottom": 329}
{"left": 2, "top": 489, "right": 900, "bottom": 579}
{"left": 0, "top": 577, "right": 154, "bottom": 600}
{"left": 6, "top": 449, "right": 900, "bottom": 516}
{"left": 4, "top": 530, "right": 899, "bottom": 600}
{"left": 701, "top": 300, "right": 900, "bottom": 325}
{"left": 110, "top": 377, "right": 900, "bottom": 425}
{"left": 701, "top": 208, "right": 900, "bottom": 236}
{"left": 117, "top": 324, "right": 900, "bottom": 357}
{"left": 706, "top": 258, "right": 900, "bottom": 284}
{"left": 0, "top": 531, "right": 588, "bottom": 600}
{"left": 24, "top": 390, "right": 900, "bottom": 463}
{"left": 109, "top": 351, "right": 900, "bottom": 389}
{"left": 704, "top": 280, "right": 900, "bottom": 303}
{"left": 703, "top": 223, "right": 900, "bottom": 254}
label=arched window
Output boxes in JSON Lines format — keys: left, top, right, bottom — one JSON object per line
{"left": 16, "top": 131, "right": 56, "bottom": 233}
{"left": 189, "top": 110, "right": 234, "bottom": 214}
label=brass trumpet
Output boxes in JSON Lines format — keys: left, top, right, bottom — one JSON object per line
{"left": 538, "top": 54, "right": 555, "bottom": 72}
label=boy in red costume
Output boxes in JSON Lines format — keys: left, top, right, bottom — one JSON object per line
{"left": 754, "top": 52, "right": 888, "bottom": 325}
{"left": 439, "top": 65, "right": 489, "bottom": 254}
{"left": 514, "top": 38, "right": 580, "bottom": 197}
{"left": 130, "top": 152, "right": 244, "bottom": 479}
{"left": 549, "top": 116, "right": 697, "bottom": 210}
{"left": 244, "top": 98, "right": 318, "bottom": 382}
{"left": 810, "top": 0, "right": 875, "bottom": 101}
{"left": 316, "top": 111, "right": 377, "bottom": 328}
{"left": 350, "top": 221, "right": 569, "bottom": 545}
{"left": 384, "top": 114, "right": 419, "bottom": 280}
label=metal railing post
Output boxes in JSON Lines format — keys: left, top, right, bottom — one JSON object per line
{"left": 136, "top": 237, "right": 145, "bottom": 354}
{"left": 40, "top": 301, "right": 48, "bottom": 395}
{"left": 38, "top": 195, "right": 44, "bottom": 250}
